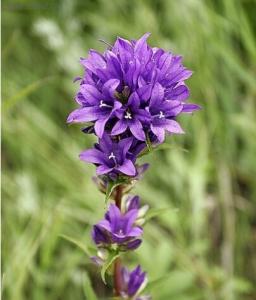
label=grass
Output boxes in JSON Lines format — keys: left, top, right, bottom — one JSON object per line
{"left": 2, "top": 0, "right": 256, "bottom": 299}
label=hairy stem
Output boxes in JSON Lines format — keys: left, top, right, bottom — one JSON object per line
{"left": 114, "top": 185, "right": 123, "bottom": 296}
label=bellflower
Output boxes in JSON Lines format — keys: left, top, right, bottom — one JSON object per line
{"left": 92, "top": 204, "right": 143, "bottom": 250}
{"left": 120, "top": 266, "right": 151, "bottom": 299}
{"left": 68, "top": 33, "right": 200, "bottom": 299}
{"left": 67, "top": 33, "right": 200, "bottom": 144}
{"left": 80, "top": 133, "right": 136, "bottom": 176}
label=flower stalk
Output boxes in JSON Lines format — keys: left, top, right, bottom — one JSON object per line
{"left": 114, "top": 185, "right": 123, "bottom": 296}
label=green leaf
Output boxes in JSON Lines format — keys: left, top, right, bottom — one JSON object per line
{"left": 145, "top": 132, "right": 153, "bottom": 152}
{"left": 138, "top": 143, "right": 188, "bottom": 158}
{"left": 105, "top": 178, "right": 127, "bottom": 203}
{"left": 101, "top": 251, "right": 120, "bottom": 284}
{"left": 83, "top": 272, "right": 97, "bottom": 300}
{"left": 145, "top": 207, "right": 179, "bottom": 223}
{"left": 145, "top": 273, "right": 171, "bottom": 291}
{"left": 59, "top": 234, "right": 92, "bottom": 257}
{"left": 3, "top": 77, "right": 54, "bottom": 111}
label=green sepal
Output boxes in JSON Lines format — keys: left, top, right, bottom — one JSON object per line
{"left": 105, "top": 177, "right": 128, "bottom": 203}
{"left": 101, "top": 250, "right": 120, "bottom": 284}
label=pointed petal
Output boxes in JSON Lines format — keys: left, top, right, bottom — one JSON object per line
{"left": 150, "top": 124, "right": 165, "bottom": 143}
{"left": 128, "top": 92, "right": 140, "bottom": 108}
{"left": 130, "top": 120, "right": 146, "bottom": 141}
{"left": 150, "top": 82, "right": 165, "bottom": 107}
{"left": 92, "top": 225, "right": 109, "bottom": 244}
{"left": 94, "top": 117, "right": 109, "bottom": 138}
{"left": 165, "top": 85, "right": 190, "bottom": 101}
{"left": 117, "top": 159, "right": 136, "bottom": 176}
{"left": 164, "top": 119, "right": 184, "bottom": 134}
{"left": 102, "top": 79, "right": 120, "bottom": 99}
{"left": 126, "top": 239, "right": 142, "bottom": 250}
{"left": 128, "top": 227, "right": 143, "bottom": 237}
{"left": 96, "top": 165, "right": 113, "bottom": 175}
{"left": 118, "top": 137, "right": 134, "bottom": 156}
{"left": 134, "top": 33, "right": 151, "bottom": 57}
{"left": 127, "top": 195, "right": 140, "bottom": 211}
{"left": 107, "top": 204, "right": 121, "bottom": 231}
{"left": 97, "top": 219, "right": 112, "bottom": 232}
{"left": 182, "top": 103, "right": 202, "bottom": 113}
{"left": 67, "top": 106, "right": 103, "bottom": 123}
{"left": 123, "top": 209, "right": 138, "bottom": 232}
{"left": 79, "top": 148, "right": 106, "bottom": 164}
{"left": 99, "top": 133, "right": 113, "bottom": 153}
{"left": 111, "top": 120, "right": 128, "bottom": 135}
{"left": 79, "top": 84, "right": 102, "bottom": 105}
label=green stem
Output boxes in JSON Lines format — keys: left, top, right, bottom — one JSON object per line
{"left": 114, "top": 185, "right": 123, "bottom": 296}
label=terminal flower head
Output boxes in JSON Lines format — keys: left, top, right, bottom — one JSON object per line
{"left": 68, "top": 33, "right": 200, "bottom": 143}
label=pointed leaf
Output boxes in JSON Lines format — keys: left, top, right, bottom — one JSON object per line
{"left": 83, "top": 272, "right": 97, "bottom": 300}
{"left": 101, "top": 251, "right": 120, "bottom": 284}
{"left": 60, "top": 234, "right": 93, "bottom": 257}
{"left": 105, "top": 178, "right": 128, "bottom": 203}
{"left": 145, "top": 207, "right": 179, "bottom": 223}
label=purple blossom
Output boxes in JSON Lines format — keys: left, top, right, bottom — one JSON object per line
{"left": 67, "top": 33, "right": 200, "bottom": 143}
{"left": 92, "top": 204, "right": 143, "bottom": 250}
{"left": 120, "top": 265, "right": 151, "bottom": 299}
{"left": 80, "top": 133, "right": 136, "bottom": 176}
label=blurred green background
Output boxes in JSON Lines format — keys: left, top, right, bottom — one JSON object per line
{"left": 2, "top": 0, "right": 256, "bottom": 299}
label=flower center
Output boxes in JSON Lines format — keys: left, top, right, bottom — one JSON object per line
{"left": 159, "top": 111, "right": 165, "bottom": 119}
{"left": 118, "top": 229, "right": 124, "bottom": 235}
{"left": 108, "top": 152, "right": 116, "bottom": 160}
{"left": 124, "top": 111, "right": 132, "bottom": 119}
{"left": 99, "top": 100, "right": 111, "bottom": 108}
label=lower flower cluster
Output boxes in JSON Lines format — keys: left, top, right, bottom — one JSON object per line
{"left": 91, "top": 196, "right": 151, "bottom": 299}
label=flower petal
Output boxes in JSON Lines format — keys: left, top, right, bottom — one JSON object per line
{"left": 123, "top": 209, "right": 138, "bottom": 232}
{"left": 182, "top": 103, "right": 202, "bottom": 113}
{"left": 165, "top": 84, "right": 190, "bottom": 101}
{"left": 126, "top": 239, "right": 142, "bottom": 250}
{"left": 150, "top": 82, "right": 165, "bottom": 107}
{"left": 111, "top": 120, "right": 128, "bottom": 136}
{"left": 79, "top": 148, "right": 106, "bottom": 164}
{"left": 96, "top": 165, "right": 113, "bottom": 175}
{"left": 116, "top": 159, "right": 136, "bottom": 176}
{"left": 79, "top": 84, "right": 102, "bottom": 105}
{"left": 102, "top": 78, "right": 120, "bottom": 99}
{"left": 130, "top": 120, "right": 146, "bottom": 141}
{"left": 107, "top": 204, "right": 121, "bottom": 231}
{"left": 94, "top": 117, "right": 109, "bottom": 138}
{"left": 67, "top": 106, "right": 103, "bottom": 123}
{"left": 150, "top": 124, "right": 165, "bottom": 143}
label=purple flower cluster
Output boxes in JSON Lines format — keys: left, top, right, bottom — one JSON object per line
{"left": 120, "top": 265, "right": 151, "bottom": 299}
{"left": 68, "top": 33, "right": 200, "bottom": 177}
{"left": 68, "top": 33, "right": 200, "bottom": 298}
{"left": 92, "top": 202, "right": 143, "bottom": 251}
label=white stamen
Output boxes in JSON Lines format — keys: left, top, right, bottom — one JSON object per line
{"left": 99, "top": 100, "right": 111, "bottom": 108}
{"left": 159, "top": 111, "right": 165, "bottom": 119}
{"left": 108, "top": 152, "right": 116, "bottom": 160}
{"left": 124, "top": 112, "right": 132, "bottom": 119}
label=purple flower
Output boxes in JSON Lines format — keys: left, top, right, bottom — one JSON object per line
{"left": 67, "top": 79, "right": 122, "bottom": 137}
{"left": 112, "top": 92, "right": 151, "bottom": 141}
{"left": 68, "top": 33, "right": 200, "bottom": 143}
{"left": 123, "top": 195, "right": 149, "bottom": 226}
{"left": 120, "top": 265, "right": 151, "bottom": 299}
{"left": 80, "top": 133, "right": 136, "bottom": 176}
{"left": 92, "top": 204, "right": 143, "bottom": 250}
